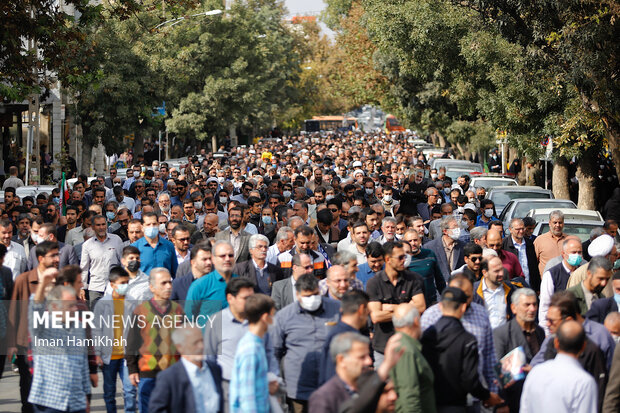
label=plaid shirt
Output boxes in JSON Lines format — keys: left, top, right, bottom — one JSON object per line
{"left": 420, "top": 302, "right": 499, "bottom": 394}
{"left": 230, "top": 331, "right": 269, "bottom": 413}
{"left": 28, "top": 299, "right": 90, "bottom": 411}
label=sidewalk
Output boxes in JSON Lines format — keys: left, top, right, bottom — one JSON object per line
{"left": 0, "top": 363, "right": 125, "bottom": 412}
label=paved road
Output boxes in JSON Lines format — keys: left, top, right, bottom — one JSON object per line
{"left": 0, "top": 363, "right": 125, "bottom": 412}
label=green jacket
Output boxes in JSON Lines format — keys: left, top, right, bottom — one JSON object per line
{"left": 390, "top": 332, "right": 436, "bottom": 413}
{"left": 566, "top": 282, "right": 588, "bottom": 315}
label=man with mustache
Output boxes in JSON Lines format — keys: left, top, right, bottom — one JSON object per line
{"left": 567, "top": 256, "right": 613, "bottom": 315}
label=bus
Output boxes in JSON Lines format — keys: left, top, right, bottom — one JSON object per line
{"left": 304, "top": 116, "right": 358, "bottom": 133}
{"left": 384, "top": 114, "right": 405, "bottom": 133}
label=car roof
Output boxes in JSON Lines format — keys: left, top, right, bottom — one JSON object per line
{"left": 488, "top": 186, "right": 546, "bottom": 192}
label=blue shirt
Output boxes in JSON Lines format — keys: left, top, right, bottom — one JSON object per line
{"left": 185, "top": 270, "right": 238, "bottom": 318}
{"left": 272, "top": 298, "right": 341, "bottom": 400}
{"left": 475, "top": 215, "right": 499, "bottom": 227}
{"left": 356, "top": 262, "right": 381, "bottom": 290}
{"left": 131, "top": 236, "right": 178, "bottom": 277}
{"left": 230, "top": 332, "right": 270, "bottom": 413}
{"left": 318, "top": 320, "right": 358, "bottom": 385}
{"left": 181, "top": 358, "right": 220, "bottom": 413}
{"left": 171, "top": 273, "right": 196, "bottom": 301}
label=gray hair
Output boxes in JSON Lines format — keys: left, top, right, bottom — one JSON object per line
{"left": 157, "top": 193, "right": 171, "bottom": 202}
{"left": 329, "top": 332, "right": 370, "bottom": 363}
{"left": 171, "top": 326, "right": 201, "bottom": 347}
{"left": 83, "top": 228, "right": 96, "bottom": 240}
{"left": 332, "top": 251, "right": 356, "bottom": 266}
{"left": 604, "top": 311, "right": 620, "bottom": 327}
{"left": 509, "top": 218, "right": 524, "bottom": 229}
{"left": 149, "top": 267, "right": 171, "bottom": 286}
{"left": 392, "top": 306, "right": 420, "bottom": 328}
{"left": 382, "top": 217, "right": 397, "bottom": 227}
{"left": 482, "top": 248, "right": 498, "bottom": 258}
{"left": 288, "top": 216, "right": 304, "bottom": 227}
{"left": 275, "top": 226, "right": 294, "bottom": 243}
{"left": 213, "top": 239, "right": 233, "bottom": 253}
{"left": 589, "top": 227, "right": 605, "bottom": 240}
{"left": 440, "top": 216, "right": 458, "bottom": 231}
{"left": 249, "top": 234, "right": 269, "bottom": 249}
{"left": 588, "top": 256, "right": 613, "bottom": 273}
{"left": 425, "top": 187, "right": 438, "bottom": 196}
{"left": 348, "top": 206, "right": 362, "bottom": 215}
{"left": 470, "top": 226, "right": 488, "bottom": 241}
{"left": 47, "top": 285, "right": 76, "bottom": 302}
{"left": 549, "top": 210, "right": 565, "bottom": 221}
{"left": 511, "top": 288, "right": 537, "bottom": 305}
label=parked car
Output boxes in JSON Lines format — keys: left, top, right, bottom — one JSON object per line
{"left": 487, "top": 186, "right": 554, "bottom": 215}
{"left": 533, "top": 220, "right": 603, "bottom": 243}
{"left": 526, "top": 208, "right": 603, "bottom": 223}
{"left": 445, "top": 166, "right": 484, "bottom": 182}
{"left": 470, "top": 176, "right": 518, "bottom": 190}
{"left": 431, "top": 158, "right": 482, "bottom": 171}
{"left": 499, "top": 199, "right": 577, "bottom": 229}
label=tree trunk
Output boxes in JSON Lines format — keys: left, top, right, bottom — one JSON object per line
{"left": 576, "top": 149, "right": 597, "bottom": 210}
{"left": 552, "top": 156, "right": 570, "bottom": 200}
{"left": 455, "top": 143, "right": 470, "bottom": 160}
{"left": 605, "top": 119, "right": 620, "bottom": 179}
{"left": 80, "top": 139, "right": 93, "bottom": 176}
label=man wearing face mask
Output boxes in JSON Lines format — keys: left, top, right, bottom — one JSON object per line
{"left": 131, "top": 212, "right": 178, "bottom": 278}
{"left": 93, "top": 266, "right": 138, "bottom": 413}
{"left": 381, "top": 186, "right": 398, "bottom": 216}
{"left": 428, "top": 203, "right": 454, "bottom": 240}
{"left": 538, "top": 237, "right": 584, "bottom": 335}
{"left": 118, "top": 246, "right": 152, "bottom": 302}
{"left": 425, "top": 216, "right": 466, "bottom": 282}
{"left": 476, "top": 199, "right": 499, "bottom": 227}
{"left": 273, "top": 273, "right": 341, "bottom": 412}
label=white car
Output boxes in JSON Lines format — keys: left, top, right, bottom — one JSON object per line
{"left": 470, "top": 176, "right": 518, "bottom": 190}
{"left": 533, "top": 220, "right": 603, "bottom": 243}
{"left": 526, "top": 208, "right": 603, "bottom": 223}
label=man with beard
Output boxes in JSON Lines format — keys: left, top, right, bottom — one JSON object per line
{"left": 277, "top": 225, "right": 327, "bottom": 279}
{"left": 190, "top": 213, "right": 219, "bottom": 244}
{"left": 567, "top": 256, "right": 613, "bottom": 315}
{"left": 215, "top": 207, "right": 251, "bottom": 262}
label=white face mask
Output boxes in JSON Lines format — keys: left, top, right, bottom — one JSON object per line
{"left": 449, "top": 228, "right": 461, "bottom": 240}
{"left": 219, "top": 197, "right": 228, "bottom": 204}
{"left": 457, "top": 206, "right": 464, "bottom": 214}
{"left": 484, "top": 208, "right": 494, "bottom": 218}
{"left": 283, "top": 190, "right": 292, "bottom": 198}
{"left": 365, "top": 188, "right": 374, "bottom": 195}
{"left": 194, "top": 201, "right": 202, "bottom": 210}
{"left": 159, "top": 223, "right": 166, "bottom": 233}
{"left": 431, "top": 173, "right": 438, "bottom": 180}
{"left": 325, "top": 195, "right": 334, "bottom": 201}
{"left": 383, "top": 194, "right": 392, "bottom": 202}
{"left": 404, "top": 254, "right": 412, "bottom": 267}
{"left": 299, "top": 294, "right": 322, "bottom": 312}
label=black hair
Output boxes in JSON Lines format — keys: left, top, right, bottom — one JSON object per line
{"left": 341, "top": 290, "right": 369, "bottom": 315}
{"left": 225, "top": 277, "right": 256, "bottom": 297}
{"left": 295, "top": 273, "right": 319, "bottom": 293}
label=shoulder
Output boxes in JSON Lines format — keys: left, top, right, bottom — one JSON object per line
{"left": 322, "top": 297, "right": 341, "bottom": 313}
{"left": 157, "top": 361, "right": 187, "bottom": 382}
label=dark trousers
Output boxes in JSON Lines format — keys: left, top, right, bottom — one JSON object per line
{"left": 0, "top": 353, "right": 5, "bottom": 380}
{"left": 88, "top": 290, "right": 104, "bottom": 308}
{"left": 16, "top": 351, "right": 33, "bottom": 413}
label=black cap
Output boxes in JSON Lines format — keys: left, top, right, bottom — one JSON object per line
{"left": 441, "top": 287, "right": 468, "bottom": 304}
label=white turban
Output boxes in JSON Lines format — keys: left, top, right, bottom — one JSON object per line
{"left": 588, "top": 234, "right": 614, "bottom": 257}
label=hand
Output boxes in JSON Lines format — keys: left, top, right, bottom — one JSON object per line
{"left": 41, "top": 268, "right": 58, "bottom": 286}
{"left": 90, "top": 373, "right": 98, "bottom": 387}
{"left": 522, "top": 364, "right": 532, "bottom": 373}
{"left": 79, "top": 290, "right": 86, "bottom": 301}
{"left": 7, "top": 347, "right": 17, "bottom": 359}
{"left": 495, "top": 406, "right": 509, "bottom": 413}
{"left": 483, "top": 392, "right": 504, "bottom": 407}
{"left": 268, "top": 380, "right": 279, "bottom": 395}
{"left": 129, "top": 373, "right": 140, "bottom": 386}
{"left": 95, "top": 356, "right": 103, "bottom": 367}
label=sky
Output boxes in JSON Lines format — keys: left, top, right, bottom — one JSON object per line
{"left": 284, "top": 0, "right": 326, "bottom": 16}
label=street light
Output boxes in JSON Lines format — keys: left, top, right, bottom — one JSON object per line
{"left": 153, "top": 9, "right": 223, "bottom": 30}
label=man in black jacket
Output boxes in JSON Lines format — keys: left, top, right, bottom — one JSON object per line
{"left": 503, "top": 218, "right": 541, "bottom": 292}
{"left": 421, "top": 287, "right": 503, "bottom": 411}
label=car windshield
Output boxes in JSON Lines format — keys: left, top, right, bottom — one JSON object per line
{"left": 473, "top": 179, "right": 516, "bottom": 189}
{"left": 491, "top": 191, "right": 552, "bottom": 207}
{"left": 538, "top": 223, "right": 601, "bottom": 242}
{"left": 513, "top": 201, "right": 576, "bottom": 218}
{"left": 531, "top": 212, "right": 599, "bottom": 222}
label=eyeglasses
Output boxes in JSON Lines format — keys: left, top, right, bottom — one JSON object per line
{"left": 47, "top": 209, "right": 54, "bottom": 213}
{"left": 394, "top": 255, "right": 406, "bottom": 261}
{"left": 328, "top": 208, "right": 338, "bottom": 212}
{"left": 469, "top": 256, "right": 482, "bottom": 262}
{"left": 176, "top": 237, "right": 190, "bottom": 242}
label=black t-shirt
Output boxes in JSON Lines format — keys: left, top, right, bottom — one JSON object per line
{"left": 366, "top": 269, "right": 423, "bottom": 353}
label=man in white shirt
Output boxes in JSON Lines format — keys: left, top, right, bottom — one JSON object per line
{"left": 266, "top": 227, "right": 295, "bottom": 266}
{"left": 113, "top": 186, "right": 136, "bottom": 215}
{"left": 520, "top": 320, "right": 597, "bottom": 413}
{"left": 171, "top": 224, "right": 191, "bottom": 266}
{"left": 476, "top": 256, "right": 510, "bottom": 329}
{"left": 0, "top": 219, "right": 27, "bottom": 279}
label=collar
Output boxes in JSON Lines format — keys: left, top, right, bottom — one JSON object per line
{"left": 512, "top": 236, "right": 524, "bottom": 246}
{"left": 252, "top": 259, "right": 268, "bottom": 271}
{"left": 181, "top": 357, "right": 209, "bottom": 376}
{"left": 481, "top": 277, "right": 502, "bottom": 294}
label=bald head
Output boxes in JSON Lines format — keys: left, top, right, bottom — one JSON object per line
{"left": 555, "top": 320, "right": 586, "bottom": 356}
{"left": 486, "top": 229, "right": 503, "bottom": 253}
{"left": 392, "top": 303, "right": 421, "bottom": 339}
{"left": 604, "top": 312, "right": 620, "bottom": 340}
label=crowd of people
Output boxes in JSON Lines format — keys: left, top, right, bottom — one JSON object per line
{"left": 0, "top": 133, "right": 619, "bottom": 413}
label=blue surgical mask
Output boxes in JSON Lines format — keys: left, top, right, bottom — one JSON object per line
{"left": 144, "top": 226, "right": 159, "bottom": 239}
{"left": 566, "top": 253, "right": 583, "bottom": 267}
{"left": 106, "top": 212, "right": 115, "bottom": 221}
{"left": 614, "top": 293, "right": 620, "bottom": 306}
{"left": 115, "top": 283, "right": 128, "bottom": 296}
{"left": 262, "top": 216, "right": 272, "bottom": 225}
{"left": 52, "top": 197, "right": 60, "bottom": 204}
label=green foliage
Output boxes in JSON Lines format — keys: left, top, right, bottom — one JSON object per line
{"left": 322, "top": 0, "right": 354, "bottom": 30}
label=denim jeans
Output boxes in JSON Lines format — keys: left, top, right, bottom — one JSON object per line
{"left": 101, "top": 359, "right": 137, "bottom": 413}
{"left": 138, "top": 377, "right": 156, "bottom": 413}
